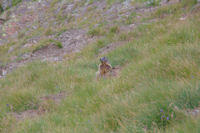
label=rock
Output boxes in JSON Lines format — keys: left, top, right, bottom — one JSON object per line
{"left": 0, "top": 68, "right": 2, "bottom": 76}
{"left": 10, "top": 56, "right": 17, "bottom": 61}
{"left": 2, "top": 69, "right": 7, "bottom": 75}
{"left": 122, "top": 0, "right": 130, "bottom": 9}
{"left": 179, "top": 17, "right": 186, "bottom": 21}
{"left": 21, "top": 53, "right": 32, "bottom": 60}
{"left": 0, "top": 66, "right": 7, "bottom": 77}
{"left": 32, "top": 26, "right": 37, "bottom": 29}
{"left": 8, "top": 46, "right": 14, "bottom": 53}
{"left": 160, "top": 0, "right": 180, "bottom": 5}
{"left": 129, "top": 24, "right": 135, "bottom": 28}
{"left": 0, "top": 39, "right": 5, "bottom": 46}
{"left": 169, "top": 0, "right": 180, "bottom": 4}
{"left": 2, "top": 33, "right": 6, "bottom": 37}
{"left": 23, "top": 43, "right": 33, "bottom": 48}
{"left": 160, "top": 0, "right": 168, "bottom": 4}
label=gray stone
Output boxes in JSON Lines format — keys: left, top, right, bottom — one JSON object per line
{"left": 8, "top": 46, "right": 14, "bottom": 53}
{"left": 0, "top": 65, "right": 7, "bottom": 77}
{"left": 2, "top": 69, "right": 7, "bottom": 75}
{"left": 129, "top": 24, "right": 135, "bottom": 28}
{"left": 160, "top": 0, "right": 180, "bottom": 5}
{"left": 21, "top": 53, "right": 32, "bottom": 60}
{"left": 23, "top": 43, "right": 33, "bottom": 48}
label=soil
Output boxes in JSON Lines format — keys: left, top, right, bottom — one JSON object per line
{"left": 10, "top": 91, "right": 66, "bottom": 121}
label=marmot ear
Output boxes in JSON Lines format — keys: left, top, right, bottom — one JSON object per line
{"left": 100, "top": 57, "right": 105, "bottom": 62}
{"left": 103, "top": 57, "right": 108, "bottom": 62}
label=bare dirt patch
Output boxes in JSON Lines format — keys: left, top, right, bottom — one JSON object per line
{"left": 186, "top": 106, "right": 200, "bottom": 117}
{"left": 10, "top": 91, "right": 66, "bottom": 121}
{"left": 98, "top": 42, "right": 126, "bottom": 55}
{"left": 0, "top": 65, "right": 7, "bottom": 78}
{"left": 0, "top": 28, "right": 94, "bottom": 80}
{"left": 111, "top": 66, "right": 121, "bottom": 77}
{"left": 57, "top": 29, "right": 90, "bottom": 53}
{"left": 26, "top": 29, "right": 91, "bottom": 62}
{"left": 40, "top": 91, "right": 66, "bottom": 105}
{"left": 32, "top": 44, "right": 64, "bottom": 62}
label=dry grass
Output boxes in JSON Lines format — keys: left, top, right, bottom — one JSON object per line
{"left": 0, "top": 0, "right": 200, "bottom": 133}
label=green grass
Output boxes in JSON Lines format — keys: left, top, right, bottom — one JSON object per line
{"left": 6, "top": 90, "right": 38, "bottom": 112}
{"left": 12, "top": 0, "right": 22, "bottom": 6}
{"left": 109, "top": 26, "right": 119, "bottom": 34}
{"left": 0, "top": 0, "right": 23, "bottom": 10}
{"left": 87, "top": 26, "right": 106, "bottom": 37}
{"left": 0, "top": 0, "right": 200, "bottom": 132}
{"left": 0, "top": 4, "right": 3, "bottom": 13}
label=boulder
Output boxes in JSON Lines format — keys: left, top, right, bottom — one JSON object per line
{"left": 0, "top": 65, "right": 7, "bottom": 77}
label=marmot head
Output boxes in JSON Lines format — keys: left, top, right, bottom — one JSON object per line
{"left": 100, "top": 57, "right": 109, "bottom": 64}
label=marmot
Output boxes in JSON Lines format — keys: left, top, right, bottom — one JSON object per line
{"left": 96, "top": 57, "right": 113, "bottom": 79}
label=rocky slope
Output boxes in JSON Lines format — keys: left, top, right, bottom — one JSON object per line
{"left": 0, "top": 0, "right": 183, "bottom": 77}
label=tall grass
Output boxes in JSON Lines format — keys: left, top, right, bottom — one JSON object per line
{"left": 0, "top": 0, "right": 199, "bottom": 132}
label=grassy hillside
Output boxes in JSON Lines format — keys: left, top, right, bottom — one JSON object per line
{"left": 0, "top": 0, "right": 200, "bottom": 133}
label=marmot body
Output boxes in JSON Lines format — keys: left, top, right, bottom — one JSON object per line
{"left": 96, "top": 57, "right": 113, "bottom": 79}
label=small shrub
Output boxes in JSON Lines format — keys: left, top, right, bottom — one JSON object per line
{"left": 18, "top": 32, "right": 25, "bottom": 39}
{"left": 109, "top": 26, "right": 119, "bottom": 34}
{"left": 88, "top": 28, "right": 100, "bottom": 37}
{"left": 88, "top": 27, "right": 105, "bottom": 37}
{"left": 119, "top": 33, "right": 128, "bottom": 41}
{"left": 44, "top": 28, "right": 54, "bottom": 36}
{"left": 51, "top": 39, "right": 63, "bottom": 48}
{"left": 124, "top": 12, "right": 136, "bottom": 25}
{"left": 33, "top": 39, "right": 63, "bottom": 52}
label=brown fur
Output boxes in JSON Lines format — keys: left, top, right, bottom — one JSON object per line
{"left": 99, "top": 62, "right": 112, "bottom": 75}
{"left": 96, "top": 62, "right": 112, "bottom": 79}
